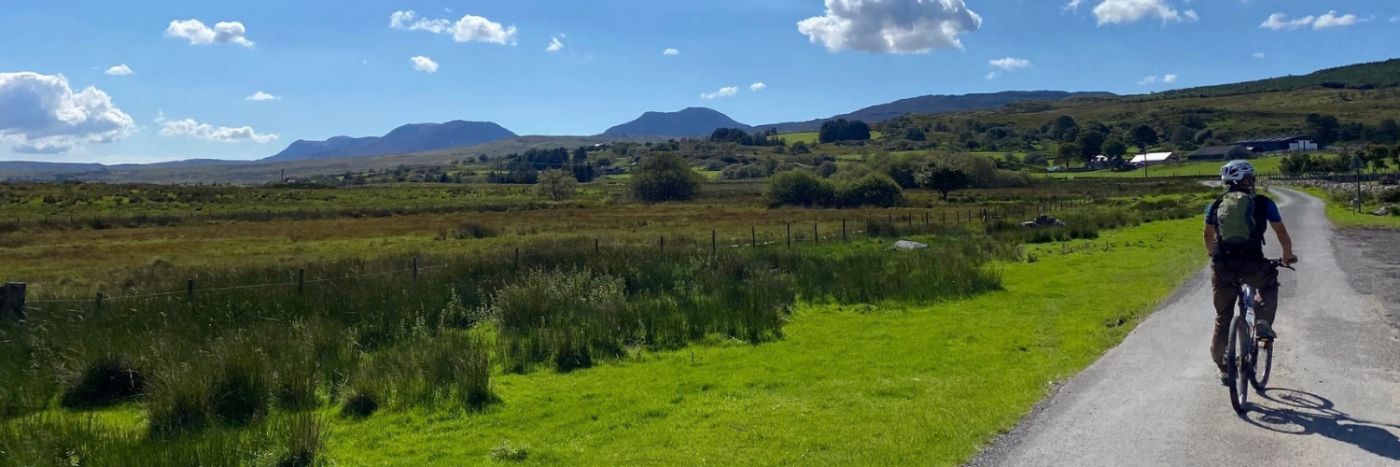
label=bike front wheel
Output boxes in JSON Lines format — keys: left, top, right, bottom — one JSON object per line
{"left": 1250, "top": 338, "right": 1273, "bottom": 391}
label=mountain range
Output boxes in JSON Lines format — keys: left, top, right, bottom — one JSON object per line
{"left": 601, "top": 107, "right": 753, "bottom": 137}
{"left": 6, "top": 58, "right": 1400, "bottom": 183}
{"left": 266, "top": 121, "right": 517, "bottom": 161}
{"left": 754, "top": 91, "right": 1112, "bottom": 133}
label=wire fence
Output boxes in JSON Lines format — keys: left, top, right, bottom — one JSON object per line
{"left": 4, "top": 198, "right": 1098, "bottom": 315}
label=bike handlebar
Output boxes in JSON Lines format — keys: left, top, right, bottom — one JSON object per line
{"left": 1269, "top": 258, "right": 1298, "bottom": 270}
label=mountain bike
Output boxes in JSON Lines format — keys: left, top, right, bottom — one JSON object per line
{"left": 1225, "top": 258, "right": 1295, "bottom": 413}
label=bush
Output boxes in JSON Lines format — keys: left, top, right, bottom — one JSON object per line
{"left": 277, "top": 414, "right": 324, "bottom": 467}
{"left": 835, "top": 174, "right": 903, "bottom": 207}
{"left": 147, "top": 366, "right": 213, "bottom": 438}
{"left": 340, "top": 390, "right": 379, "bottom": 418}
{"left": 449, "top": 221, "right": 496, "bottom": 240}
{"left": 630, "top": 154, "right": 704, "bottom": 202}
{"left": 489, "top": 270, "right": 629, "bottom": 373}
{"left": 59, "top": 356, "right": 144, "bottom": 410}
{"left": 210, "top": 355, "right": 270, "bottom": 426}
{"left": 535, "top": 169, "right": 578, "bottom": 201}
{"left": 767, "top": 171, "right": 834, "bottom": 207}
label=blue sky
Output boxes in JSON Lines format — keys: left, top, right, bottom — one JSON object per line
{"left": 1, "top": 0, "right": 1397, "bottom": 163}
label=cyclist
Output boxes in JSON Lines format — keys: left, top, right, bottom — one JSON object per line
{"left": 1204, "top": 160, "right": 1298, "bottom": 383}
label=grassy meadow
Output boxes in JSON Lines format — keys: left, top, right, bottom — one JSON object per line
{"left": 0, "top": 176, "right": 1212, "bottom": 466}
{"left": 1290, "top": 185, "right": 1400, "bottom": 229}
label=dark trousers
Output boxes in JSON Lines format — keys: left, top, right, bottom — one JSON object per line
{"left": 1210, "top": 257, "right": 1279, "bottom": 366}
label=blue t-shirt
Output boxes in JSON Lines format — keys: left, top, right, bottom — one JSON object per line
{"left": 1204, "top": 194, "right": 1282, "bottom": 226}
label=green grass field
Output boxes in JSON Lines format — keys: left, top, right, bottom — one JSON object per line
{"left": 3, "top": 217, "right": 1204, "bottom": 466}
{"left": 1042, "top": 156, "right": 1285, "bottom": 180}
{"left": 323, "top": 218, "right": 1207, "bottom": 464}
{"left": 779, "top": 131, "right": 883, "bottom": 145}
{"left": 1292, "top": 186, "right": 1400, "bottom": 229}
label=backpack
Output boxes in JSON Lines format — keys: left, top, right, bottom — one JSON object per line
{"left": 1213, "top": 192, "right": 1268, "bottom": 256}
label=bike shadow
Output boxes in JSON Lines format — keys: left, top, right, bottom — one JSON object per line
{"left": 1239, "top": 387, "right": 1400, "bottom": 461}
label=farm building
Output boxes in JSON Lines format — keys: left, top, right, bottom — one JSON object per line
{"left": 1189, "top": 145, "right": 1251, "bottom": 161}
{"left": 1128, "top": 152, "right": 1176, "bottom": 167}
{"left": 1236, "top": 135, "right": 1315, "bottom": 153}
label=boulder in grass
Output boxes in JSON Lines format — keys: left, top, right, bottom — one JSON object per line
{"left": 1021, "top": 215, "right": 1067, "bottom": 229}
{"left": 892, "top": 240, "right": 929, "bottom": 251}
{"left": 1373, "top": 205, "right": 1393, "bottom": 217}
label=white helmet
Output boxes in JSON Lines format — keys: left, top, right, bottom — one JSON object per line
{"left": 1220, "top": 160, "right": 1255, "bottom": 183}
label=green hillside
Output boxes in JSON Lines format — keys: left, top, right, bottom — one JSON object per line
{"left": 1161, "top": 58, "right": 1400, "bottom": 98}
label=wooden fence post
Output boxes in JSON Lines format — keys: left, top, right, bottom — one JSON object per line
{"left": 297, "top": 269, "right": 305, "bottom": 294}
{"left": 711, "top": 230, "right": 717, "bottom": 255}
{"left": 751, "top": 226, "right": 756, "bottom": 247}
{"left": 842, "top": 219, "right": 847, "bottom": 242}
{"left": 786, "top": 223, "right": 791, "bottom": 247}
{"left": 2, "top": 282, "right": 26, "bottom": 321}
{"left": 660, "top": 236, "right": 665, "bottom": 254}
{"left": 411, "top": 257, "right": 419, "bottom": 283}
{"left": 514, "top": 248, "right": 521, "bottom": 269}
{"left": 813, "top": 223, "right": 818, "bottom": 244}
{"left": 186, "top": 279, "right": 195, "bottom": 301}
{"left": 595, "top": 238, "right": 600, "bottom": 255}
{"left": 95, "top": 292, "right": 103, "bottom": 311}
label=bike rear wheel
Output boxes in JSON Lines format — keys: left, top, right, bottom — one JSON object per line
{"left": 1250, "top": 338, "right": 1273, "bottom": 391}
{"left": 1226, "top": 317, "right": 1251, "bottom": 413}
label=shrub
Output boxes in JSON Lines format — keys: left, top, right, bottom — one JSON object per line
{"left": 629, "top": 154, "right": 704, "bottom": 202}
{"left": 490, "top": 441, "right": 529, "bottom": 462}
{"left": 210, "top": 355, "right": 270, "bottom": 426}
{"left": 535, "top": 169, "right": 578, "bottom": 201}
{"left": 277, "top": 414, "right": 324, "bottom": 467}
{"left": 817, "top": 161, "right": 839, "bottom": 178}
{"left": 835, "top": 174, "right": 903, "bottom": 207}
{"left": 451, "top": 221, "right": 496, "bottom": 239}
{"left": 340, "top": 390, "right": 379, "bottom": 418}
{"left": 59, "top": 356, "right": 144, "bottom": 410}
{"left": 766, "top": 171, "right": 834, "bottom": 207}
{"left": 489, "top": 270, "right": 629, "bottom": 373}
{"left": 147, "top": 366, "right": 212, "bottom": 438}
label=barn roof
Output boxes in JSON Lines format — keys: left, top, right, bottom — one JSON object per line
{"left": 1191, "top": 145, "right": 1246, "bottom": 157}
{"left": 1129, "top": 152, "right": 1175, "bottom": 164}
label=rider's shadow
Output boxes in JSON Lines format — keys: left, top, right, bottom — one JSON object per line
{"left": 1241, "top": 387, "right": 1400, "bottom": 461}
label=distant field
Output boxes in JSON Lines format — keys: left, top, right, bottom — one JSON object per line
{"left": 1042, "top": 155, "right": 1285, "bottom": 180}
{"left": 779, "top": 131, "right": 883, "bottom": 145}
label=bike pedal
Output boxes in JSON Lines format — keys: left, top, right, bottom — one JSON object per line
{"left": 1257, "top": 339, "right": 1272, "bottom": 349}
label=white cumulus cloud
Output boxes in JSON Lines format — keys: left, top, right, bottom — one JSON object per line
{"left": 1312, "top": 11, "right": 1358, "bottom": 29}
{"left": 165, "top": 19, "right": 254, "bottom": 47}
{"left": 700, "top": 86, "right": 739, "bottom": 100}
{"left": 0, "top": 72, "right": 136, "bottom": 154}
{"left": 1137, "top": 73, "right": 1178, "bottom": 86}
{"left": 410, "top": 56, "right": 439, "bottom": 73}
{"left": 1261, "top": 11, "right": 1358, "bottom": 31}
{"left": 546, "top": 35, "right": 565, "bottom": 52}
{"left": 104, "top": 64, "right": 134, "bottom": 76}
{"left": 990, "top": 57, "right": 1031, "bottom": 71}
{"left": 750, "top": 82, "right": 767, "bottom": 92}
{"left": 159, "top": 117, "right": 277, "bottom": 143}
{"left": 1072, "top": 0, "right": 1193, "bottom": 26}
{"left": 389, "top": 10, "right": 517, "bottom": 45}
{"left": 663, "top": 48, "right": 680, "bottom": 56}
{"left": 245, "top": 91, "right": 279, "bottom": 101}
{"left": 797, "top": 0, "right": 982, "bottom": 54}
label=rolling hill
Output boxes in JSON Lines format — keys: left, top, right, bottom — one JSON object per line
{"left": 266, "top": 121, "right": 518, "bottom": 161}
{"left": 757, "top": 91, "right": 1113, "bottom": 133}
{"left": 601, "top": 107, "right": 751, "bottom": 137}
{"left": 1159, "top": 58, "right": 1400, "bottom": 99}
